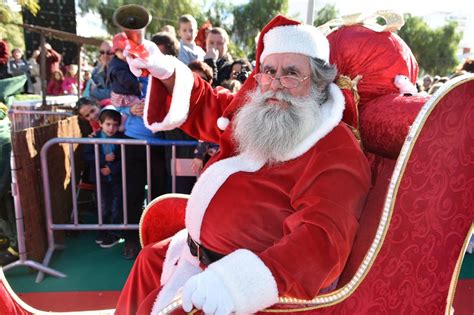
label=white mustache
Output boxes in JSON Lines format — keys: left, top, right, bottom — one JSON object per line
{"left": 262, "top": 90, "right": 297, "bottom": 105}
{"left": 259, "top": 90, "right": 314, "bottom": 109}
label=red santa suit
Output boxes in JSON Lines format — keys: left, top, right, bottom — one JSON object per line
{"left": 116, "top": 16, "right": 371, "bottom": 315}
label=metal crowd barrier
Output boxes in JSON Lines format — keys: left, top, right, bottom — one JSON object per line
{"left": 36, "top": 137, "right": 197, "bottom": 282}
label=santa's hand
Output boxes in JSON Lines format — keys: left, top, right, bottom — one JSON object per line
{"left": 124, "top": 39, "right": 174, "bottom": 80}
{"left": 182, "top": 269, "right": 234, "bottom": 315}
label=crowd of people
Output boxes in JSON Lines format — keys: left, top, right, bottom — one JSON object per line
{"left": 0, "top": 15, "right": 254, "bottom": 98}
{"left": 418, "top": 58, "right": 474, "bottom": 95}
{"left": 0, "top": 36, "right": 64, "bottom": 95}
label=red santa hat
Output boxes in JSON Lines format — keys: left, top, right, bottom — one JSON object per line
{"left": 259, "top": 24, "right": 329, "bottom": 64}
{"left": 217, "top": 16, "right": 328, "bottom": 130}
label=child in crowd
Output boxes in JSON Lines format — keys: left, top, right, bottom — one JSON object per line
{"left": 108, "top": 32, "right": 142, "bottom": 131}
{"left": 83, "top": 106, "right": 123, "bottom": 248}
{"left": 46, "top": 70, "right": 64, "bottom": 96}
{"left": 76, "top": 97, "right": 101, "bottom": 134}
{"left": 62, "top": 64, "right": 79, "bottom": 95}
{"left": 177, "top": 14, "right": 205, "bottom": 65}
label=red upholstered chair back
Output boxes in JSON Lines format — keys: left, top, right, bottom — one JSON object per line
{"left": 140, "top": 194, "right": 188, "bottom": 248}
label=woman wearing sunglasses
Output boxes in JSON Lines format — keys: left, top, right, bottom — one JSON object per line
{"left": 87, "top": 40, "right": 114, "bottom": 103}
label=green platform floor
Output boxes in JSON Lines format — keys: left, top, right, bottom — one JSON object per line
{"left": 4, "top": 231, "right": 135, "bottom": 293}
{"left": 460, "top": 250, "right": 474, "bottom": 279}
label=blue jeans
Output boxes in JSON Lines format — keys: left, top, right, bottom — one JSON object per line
{"left": 100, "top": 179, "right": 122, "bottom": 236}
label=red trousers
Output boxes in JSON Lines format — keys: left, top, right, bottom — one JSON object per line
{"left": 115, "top": 239, "right": 171, "bottom": 315}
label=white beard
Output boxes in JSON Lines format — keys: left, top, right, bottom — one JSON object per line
{"left": 233, "top": 87, "right": 323, "bottom": 164}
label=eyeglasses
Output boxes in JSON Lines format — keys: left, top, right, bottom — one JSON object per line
{"left": 254, "top": 73, "right": 310, "bottom": 89}
{"left": 99, "top": 50, "right": 114, "bottom": 55}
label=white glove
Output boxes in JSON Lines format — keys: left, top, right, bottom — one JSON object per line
{"left": 124, "top": 39, "right": 174, "bottom": 80}
{"left": 182, "top": 269, "right": 234, "bottom": 315}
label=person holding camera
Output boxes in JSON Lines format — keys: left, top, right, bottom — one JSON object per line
{"left": 230, "top": 58, "right": 252, "bottom": 83}
{"left": 219, "top": 58, "right": 253, "bottom": 93}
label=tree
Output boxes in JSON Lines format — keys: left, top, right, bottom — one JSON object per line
{"left": 203, "top": 0, "right": 234, "bottom": 29}
{"left": 201, "top": 0, "right": 242, "bottom": 56}
{"left": 78, "top": 0, "right": 205, "bottom": 37}
{"left": 17, "top": 0, "right": 40, "bottom": 16}
{"left": 313, "top": 4, "right": 338, "bottom": 27}
{"left": 398, "top": 14, "right": 462, "bottom": 76}
{"left": 232, "top": 0, "right": 288, "bottom": 58}
{"left": 0, "top": 4, "right": 27, "bottom": 50}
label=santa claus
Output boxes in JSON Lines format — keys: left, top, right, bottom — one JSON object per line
{"left": 115, "top": 15, "right": 371, "bottom": 315}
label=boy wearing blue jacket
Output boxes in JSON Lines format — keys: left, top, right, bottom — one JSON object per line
{"left": 83, "top": 106, "right": 123, "bottom": 248}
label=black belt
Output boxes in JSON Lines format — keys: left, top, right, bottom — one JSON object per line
{"left": 187, "top": 234, "right": 225, "bottom": 266}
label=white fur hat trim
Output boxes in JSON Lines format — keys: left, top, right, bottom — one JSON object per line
{"left": 260, "top": 24, "right": 329, "bottom": 63}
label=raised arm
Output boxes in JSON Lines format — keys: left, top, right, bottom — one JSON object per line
{"left": 125, "top": 40, "right": 234, "bottom": 143}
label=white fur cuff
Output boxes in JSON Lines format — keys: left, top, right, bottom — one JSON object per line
{"left": 208, "top": 249, "right": 279, "bottom": 314}
{"left": 160, "top": 229, "right": 188, "bottom": 285}
{"left": 152, "top": 230, "right": 201, "bottom": 315}
{"left": 144, "top": 56, "right": 194, "bottom": 132}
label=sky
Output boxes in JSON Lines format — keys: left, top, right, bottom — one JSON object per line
{"left": 77, "top": 0, "right": 474, "bottom": 49}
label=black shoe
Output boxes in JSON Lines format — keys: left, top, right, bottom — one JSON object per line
{"left": 95, "top": 231, "right": 107, "bottom": 244}
{"left": 100, "top": 234, "right": 121, "bottom": 248}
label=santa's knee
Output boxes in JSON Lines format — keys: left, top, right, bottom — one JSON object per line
{"left": 134, "top": 240, "right": 170, "bottom": 271}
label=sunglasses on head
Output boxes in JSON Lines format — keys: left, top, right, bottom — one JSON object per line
{"left": 99, "top": 50, "right": 114, "bottom": 55}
